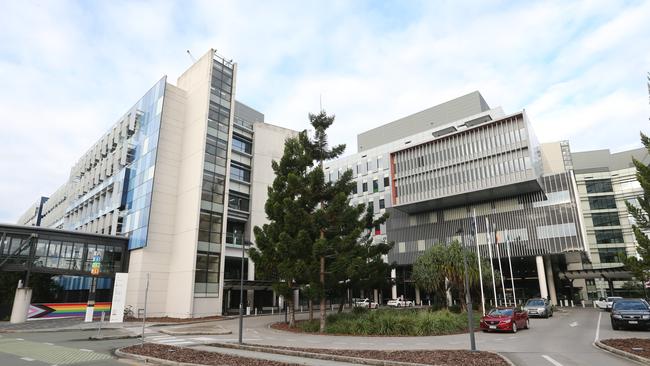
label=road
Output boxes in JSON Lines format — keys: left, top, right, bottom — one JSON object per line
{"left": 0, "top": 308, "right": 645, "bottom": 365}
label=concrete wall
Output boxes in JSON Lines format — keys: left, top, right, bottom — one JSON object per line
{"left": 357, "top": 91, "right": 490, "bottom": 152}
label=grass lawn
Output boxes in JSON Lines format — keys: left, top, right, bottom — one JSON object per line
{"left": 292, "top": 308, "right": 477, "bottom": 336}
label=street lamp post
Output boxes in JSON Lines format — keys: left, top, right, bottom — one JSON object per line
{"left": 457, "top": 227, "right": 477, "bottom": 352}
{"left": 236, "top": 230, "right": 245, "bottom": 345}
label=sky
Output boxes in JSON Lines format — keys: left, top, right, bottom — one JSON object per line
{"left": 0, "top": 0, "right": 649, "bottom": 223}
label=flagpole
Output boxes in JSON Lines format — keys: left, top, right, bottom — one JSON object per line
{"left": 485, "top": 217, "right": 498, "bottom": 308}
{"left": 495, "top": 223, "right": 507, "bottom": 307}
{"left": 506, "top": 230, "right": 517, "bottom": 307}
{"left": 474, "top": 209, "right": 485, "bottom": 315}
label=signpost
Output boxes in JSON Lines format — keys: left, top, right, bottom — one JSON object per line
{"left": 85, "top": 251, "right": 100, "bottom": 322}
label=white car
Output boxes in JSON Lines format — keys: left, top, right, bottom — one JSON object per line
{"left": 386, "top": 298, "right": 414, "bottom": 307}
{"left": 354, "top": 298, "right": 379, "bottom": 309}
{"left": 595, "top": 296, "right": 623, "bottom": 311}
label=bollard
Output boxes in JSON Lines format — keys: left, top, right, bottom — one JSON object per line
{"left": 255, "top": 308, "right": 258, "bottom": 316}
{"left": 96, "top": 311, "right": 105, "bottom": 338}
{"left": 271, "top": 307, "right": 274, "bottom": 315}
{"left": 570, "top": 300, "right": 574, "bottom": 307}
{"left": 300, "top": 305, "right": 303, "bottom": 313}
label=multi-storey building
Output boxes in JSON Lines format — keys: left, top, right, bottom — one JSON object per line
{"left": 572, "top": 147, "right": 650, "bottom": 298}
{"left": 325, "top": 92, "right": 588, "bottom": 306}
{"left": 15, "top": 49, "right": 297, "bottom": 317}
{"left": 16, "top": 197, "right": 48, "bottom": 226}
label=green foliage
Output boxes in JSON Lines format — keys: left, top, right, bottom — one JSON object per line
{"left": 351, "top": 306, "right": 369, "bottom": 316}
{"left": 296, "top": 309, "right": 471, "bottom": 336}
{"left": 412, "top": 241, "right": 499, "bottom": 308}
{"left": 624, "top": 131, "right": 650, "bottom": 285}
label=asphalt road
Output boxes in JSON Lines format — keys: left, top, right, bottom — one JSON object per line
{"left": 0, "top": 307, "right": 646, "bottom": 366}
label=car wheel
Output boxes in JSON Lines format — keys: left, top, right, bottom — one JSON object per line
{"left": 397, "top": 303, "right": 401, "bottom": 307}
{"left": 524, "top": 319, "right": 529, "bottom": 329}
{"left": 512, "top": 322, "right": 518, "bottom": 333}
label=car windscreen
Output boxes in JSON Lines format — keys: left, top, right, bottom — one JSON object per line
{"left": 613, "top": 301, "right": 648, "bottom": 311}
{"left": 526, "top": 300, "right": 545, "bottom": 306}
{"left": 488, "top": 309, "right": 513, "bottom": 316}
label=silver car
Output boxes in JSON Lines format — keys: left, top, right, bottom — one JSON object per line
{"left": 523, "top": 298, "right": 553, "bottom": 318}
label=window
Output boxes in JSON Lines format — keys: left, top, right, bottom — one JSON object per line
{"left": 384, "top": 176, "right": 390, "bottom": 188}
{"left": 362, "top": 182, "right": 368, "bottom": 192}
{"left": 586, "top": 179, "right": 613, "bottom": 194}
{"left": 352, "top": 183, "right": 358, "bottom": 194}
{"left": 194, "top": 252, "right": 220, "bottom": 293}
{"left": 592, "top": 212, "right": 621, "bottom": 227}
{"left": 599, "top": 248, "right": 625, "bottom": 263}
{"left": 379, "top": 198, "right": 385, "bottom": 209}
{"left": 232, "top": 136, "right": 252, "bottom": 154}
{"left": 372, "top": 179, "right": 379, "bottom": 193}
{"left": 374, "top": 225, "right": 381, "bottom": 235}
{"left": 230, "top": 164, "right": 250, "bottom": 182}
{"left": 228, "top": 192, "right": 250, "bottom": 212}
{"left": 595, "top": 229, "right": 624, "bottom": 244}
{"left": 588, "top": 196, "right": 617, "bottom": 210}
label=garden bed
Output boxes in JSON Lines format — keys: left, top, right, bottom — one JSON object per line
{"left": 271, "top": 308, "right": 476, "bottom": 336}
{"left": 601, "top": 338, "right": 650, "bottom": 359}
{"left": 120, "top": 343, "right": 299, "bottom": 366}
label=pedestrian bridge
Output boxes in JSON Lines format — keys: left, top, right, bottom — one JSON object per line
{"left": 0, "top": 223, "right": 128, "bottom": 279}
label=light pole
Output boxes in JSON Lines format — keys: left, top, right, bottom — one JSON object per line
{"left": 457, "top": 227, "right": 476, "bottom": 352}
{"left": 236, "top": 229, "right": 245, "bottom": 345}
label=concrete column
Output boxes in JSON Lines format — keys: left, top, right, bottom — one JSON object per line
{"left": 247, "top": 259, "right": 255, "bottom": 310}
{"left": 415, "top": 287, "right": 421, "bottom": 305}
{"left": 272, "top": 291, "right": 277, "bottom": 307}
{"left": 373, "top": 289, "right": 379, "bottom": 304}
{"left": 293, "top": 288, "right": 299, "bottom": 310}
{"left": 535, "top": 256, "right": 548, "bottom": 300}
{"left": 10, "top": 287, "right": 32, "bottom": 324}
{"left": 391, "top": 268, "right": 397, "bottom": 299}
{"left": 544, "top": 256, "right": 557, "bottom": 305}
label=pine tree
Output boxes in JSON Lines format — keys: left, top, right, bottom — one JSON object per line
{"left": 249, "top": 134, "right": 318, "bottom": 327}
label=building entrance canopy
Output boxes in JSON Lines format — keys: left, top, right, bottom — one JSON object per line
{"left": 559, "top": 266, "right": 632, "bottom": 281}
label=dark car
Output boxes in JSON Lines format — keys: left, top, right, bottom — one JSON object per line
{"left": 480, "top": 307, "right": 529, "bottom": 333}
{"left": 610, "top": 299, "right": 650, "bottom": 330}
{"left": 523, "top": 298, "right": 553, "bottom": 318}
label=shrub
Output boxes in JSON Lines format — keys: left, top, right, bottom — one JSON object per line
{"left": 351, "top": 306, "right": 369, "bottom": 316}
{"left": 296, "top": 308, "right": 470, "bottom": 336}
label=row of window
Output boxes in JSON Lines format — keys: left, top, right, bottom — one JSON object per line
{"left": 585, "top": 179, "right": 613, "bottom": 194}
{"left": 352, "top": 176, "right": 390, "bottom": 194}
{"left": 229, "top": 192, "right": 250, "bottom": 212}
{"left": 230, "top": 163, "right": 251, "bottom": 183}
{"left": 595, "top": 229, "right": 624, "bottom": 244}
{"left": 588, "top": 195, "right": 617, "bottom": 210}
{"left": 232, "top": 135, "right": 252, "bottom": 154}
{"left": 194, "top": 252, "right": 220, "bottom": 294}
{"left": 592, "top": 212, "right": 621, "bottom": 227}
{"left": 599, "top": 248, "right": 626, "bottom": 263}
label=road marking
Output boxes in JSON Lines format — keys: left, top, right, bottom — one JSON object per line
{"left": 15, "top": 338, "right": 24, "bottom": 341}
{"left": 20, "top": 357, "right": 35, "bottom": 361}
{"left": 44, "top": 342, "right": 54, "bottom": 345}
{"left": 542, "top": 355, "right": 564, "bottom": 366}
{"left": 569, "top": 321, "right": 578, "bottom": 327}
{"left": 79, "top": 348, "right": 93, "bottom": 352}
{"left": 594, "top": 312, "right": 602, "bottom": 342}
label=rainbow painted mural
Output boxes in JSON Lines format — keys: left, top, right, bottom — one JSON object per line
{"left": 28, "top": 302, "right": 112, "bottom": 319}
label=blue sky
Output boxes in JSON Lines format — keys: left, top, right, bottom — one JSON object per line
{"left": 0, "top": 0, "right": 649, "bottom": 222}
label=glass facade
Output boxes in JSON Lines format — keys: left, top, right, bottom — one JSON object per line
{"left": 194, "top": 56, "right": 234, "bottom": 295}
{"left": 386, "top": 172, "right": 584, "bottom": 265}
{"left": 599, "top": 247, "right": 626, "bottom": 263}
{"left": 592, "top": 212, "right": 621, "bottom": 227}
{"left": 585, "top": 179, "right": 613, "bottom": 193}
{"left": 588, "top": 195, "right": 617, "bottom": 210}
{"left": 595, "top": 229, "right": 624, "bottom": 244}
{"left": 123, "top": 77, "right": 167, "bottom": 249}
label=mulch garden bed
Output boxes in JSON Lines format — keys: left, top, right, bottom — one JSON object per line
{"left": 601, "top": 338, "right": 650, "bottom": 359}
{"left": 121, "top": 343, "right": 300, "bottom": 366}
{"left": 270, "top": 320, "right": 469, "bottom": 337}
{"left": 258, "top": 346, "right": 508, "bottom": 366}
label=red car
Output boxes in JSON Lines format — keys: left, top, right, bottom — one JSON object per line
{"left": 480, "top": 307, "right": 529, "bottom": 333}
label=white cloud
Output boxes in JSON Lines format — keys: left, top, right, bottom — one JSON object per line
{"left": 0, "top": 0, "right": 648, "bottom": 222}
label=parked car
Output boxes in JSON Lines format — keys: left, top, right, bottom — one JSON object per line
{"left": 595, "top": 296, "right": 623, "bottom": 311}
{"left": 523, "top": 298, "right": 553, "bottom": 318}
{"left": 480, "top": 307, "right": 529, "bottom": 333}
{"left": 354, "top": 298, "right": 379, "bottom": 309}
{"left": 611, "top": 299, "right": 650, "bottom": 330}
{"left": 386, "top": 298, "right": 414, "bottom": 307}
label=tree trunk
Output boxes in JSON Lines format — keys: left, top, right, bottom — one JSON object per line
{"left": 309, "top": 298, "right": 314, "bottom": 321}
{"left": 338, "top": 298, "right": 345, "bottom": 313}
{"left": 288, "top": 300, "right": 296, "bottom": 328}
{"left": 320, "top": 255, "right": 326, "bottom": 333}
